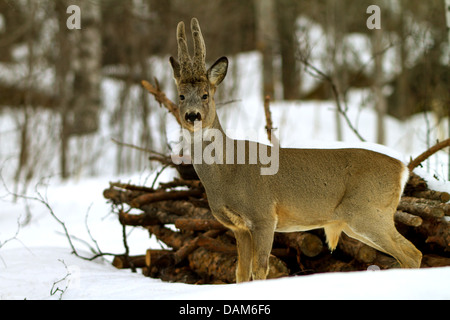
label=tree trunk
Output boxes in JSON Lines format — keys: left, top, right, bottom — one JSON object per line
{"left": 275, "top": 0, "right": 300, "bottom": 100}
{"left": 69, "top": 0, "right": 102, "bottom": 136}
{"left": 372, "top": 28, "right": 387, "bottom": 145}
{"left": 254, "top": 0, "right": 275, "bottom": 98}
{"left": 55, "top": 0, "right": 73, "bottom": 179}
{"left": 445, "top": 0, "right": 450, "bottom": 180}
{"left": 396, "top": 0, "right": 410, "bottom": 119}
{"left": 326, "top": 0, "right": 345, "bottom": 141}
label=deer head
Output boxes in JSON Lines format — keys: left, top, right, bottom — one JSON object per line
{"left": 169, "top": 18, "right": 228, "bottom": 132}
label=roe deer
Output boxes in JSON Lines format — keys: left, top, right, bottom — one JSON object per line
{"left": 168, "top": 18, "right": 422, "bottom": 283}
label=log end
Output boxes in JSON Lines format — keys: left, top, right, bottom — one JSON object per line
{"left": 299, "top": 233, "right": 324, "bottom": 258}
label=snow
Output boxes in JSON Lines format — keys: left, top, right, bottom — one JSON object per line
{"left": 1, "top": 246, "right": 449, "bottom": 300}
{"left": 1, "top": 151, "right": 449, "bottom": 300}
{"left": 1, "top": 51, "right": 449, "bottom": 300}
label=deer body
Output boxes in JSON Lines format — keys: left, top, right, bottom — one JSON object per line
{"left": 169, "top": 18, "right": 422, "bottom": 283}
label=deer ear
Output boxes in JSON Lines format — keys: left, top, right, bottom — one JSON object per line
{"left": 169, "top": 56, "right": 181, "bottom": 82}
{"left": 207, "top": 56, "right": 228, "bottom": 87}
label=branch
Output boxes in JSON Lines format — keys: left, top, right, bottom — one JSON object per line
{"left": 0, "top": 173, "right": 116, "bottom": 261}
{"left": 141, "top": 79, "right": 181, "bottom": 125}
{"left": 408, "top": 138, "right": 450, "bottom": 171}
{"left": 0, "top": 217, "right": 21, "bottom": 250}
{"left": 111, "top": 138, "right": 167, "bottom": 158}
{"left": 50, "top": 259, "right": 71, "bottom": 300}
{"left": 263, "top": 95, "right": 275, "bottom": 143}
{"left": 298, "top": 55, "right": 366, "bottom": 142}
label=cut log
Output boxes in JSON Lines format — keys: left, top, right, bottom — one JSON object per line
{"left": 197, "top": 234, "right": 237, "bottom": 254}
{"left": 367, "top": 252, "right": 398, "bottom": 269}
{"left": 143, "top": 265, "right": 201, "bottom": 284}
{"left": 175, "top": 218, "right": 227, "bottom": 231}
{"left": 103, "top": 187, "right": 140, "bottom": 206}
{"left": 118, "top": 209, "right": 179, "bottom": 226}
{"left": 161, "top": 230, "right": 223, "bottom": 267}
{"left": 421, "top": 254, "right": 450, "bottom": 268}
{"left": 131, "top": 189, "right": 203, "bottom": 208}
{"left": 197, "top": 234, "right": 292, "bottom": 258}
{"left": 109, "top": 182, "right": 155, "bottom": 193}
{"left": 159, "top": 179, "right": 203, "bottom": 190}
{"left": 404, "top": 173, "right": 428, "bottom": 193}
{"left": 188, "top": 247, "right": 289, "bottom": 283}
{"left": 145, "top": 200, "right": 211, "bottom": 219}
{"left": 410, "top": 190, "right": 450, "bottom": 203}
{"left": 145, "top": 249, "right": 173, "bottom": 268}
{"left": 398, "top": 197, "right": 445, "bottom": 219}
{"left": 275, "top": 232, "right": 323, "bottom": 257}
{"left": 112, "top": 255, "right": 147, "bottom": 269}
{"left": 337, "top": 234, "right": 377, "bottom": 264}
{"left": 394, "top": 210, "right": 423, "bottom": 227}
{"left": 416, "top": 218, "right": 450, "bottom": 250}
{"left": 146, "top": 225, "right": 193, "bottom": 250}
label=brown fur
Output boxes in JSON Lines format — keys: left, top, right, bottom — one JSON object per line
{"left": 169, "top": 18, "right": 422, "bottom": 283}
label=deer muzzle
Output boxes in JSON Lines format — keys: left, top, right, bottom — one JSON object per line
{"left": 185, "top": 111, "right": 202, "bottom": 123}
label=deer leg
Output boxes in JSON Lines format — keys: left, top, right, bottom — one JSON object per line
{"left": 344, "top": 209, "right": 422, "bottom": 268}
{"left": 250, "top": 220, "right": 276, "bottom": 280}
{"left": 234, "top": 229, "right": 253, "bottom": 283}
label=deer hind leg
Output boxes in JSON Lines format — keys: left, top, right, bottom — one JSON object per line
{"left": 344, "top": 209, "right": 422, "bottom": 268}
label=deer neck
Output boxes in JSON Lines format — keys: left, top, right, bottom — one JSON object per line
{"left": 185, "top": 112, "right": 233, "bottom": 178}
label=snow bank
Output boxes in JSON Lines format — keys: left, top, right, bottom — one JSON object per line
{"left": 1, "top": 173, "right": 449, "bottom": 300}
{"left": 1, "top": 246, "right": 449, "bottom": 300}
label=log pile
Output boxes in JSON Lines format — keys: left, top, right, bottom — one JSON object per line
{"left": 103, "top": 80, "right": 449, "bottom": 283}
{"left": 103, "top": 167, "right": 450, "bottom": 284}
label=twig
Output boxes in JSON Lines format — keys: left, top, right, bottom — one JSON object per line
{"left": 121, "top": 224, "right": 136, "bottom": 273}
{"left": 298, "top": 56, "right": 366, "bottom": 142}
{"left": 84, "top": 203, "right": 102, "bottom": 255}
{"left": 141, "top": 79, "right": 181, "bottom": 125}
{"left": 151, "top": 164, "right": 170, "bottom": 189}
{"left": 216, "top": 99, "right": 242, "bottom": 107}
{"left": 408, "top": 138, "right": 450, "bottom": 171}
{"left": 263, "top": 95, "right": 274, "bottom": 143}
{"left": 0, "top": 173, "right": 116, "bottom": 261}
{"left": 111, "top": 138, "right": 167, "bottom": 157}
{"left": 50, "top": 259, "right": 71, "bottom": 300}
{"left": 0, "top": 216, "right": 21, "bottom": 250}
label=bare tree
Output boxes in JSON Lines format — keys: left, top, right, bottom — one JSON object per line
{"left": 275, "top": 0, "right": 300, "bottom": 100}
{"left": 254, "top": 0, "right": 275, "bottom": 98}
{"left": 445, "top": 0, "right": 450, "bottom": 180}
{"left": 325, "top": 0, "right": 346, "bottom": 141}
{"left": 69, "top": 0, "right": 102, "bottom": 137}
{"left": 372, "top": 28, "right": 387, "bottom": 145}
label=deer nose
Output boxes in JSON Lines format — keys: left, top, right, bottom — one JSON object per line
{"left": 185, "top": 112, "right": 202, "bottom": 123}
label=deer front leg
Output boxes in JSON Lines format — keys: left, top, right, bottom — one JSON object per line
{"left": 234, "top": 229, "right": 253, "bottom": 283}
{"left": 250, "top": 221, "right": 276, "bottom": 280}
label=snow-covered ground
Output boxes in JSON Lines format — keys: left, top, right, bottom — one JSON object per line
{"left": 0, "top": 171, "right": 449, "bottom": 300}
{"left": 1, "top": 157, "right": 449, "bottom": 301}
{"left": 1, "top": 108, "right": 449, "bottom": 299}
{"left": 1, "top": 51, "right": 449, "bottom": 300}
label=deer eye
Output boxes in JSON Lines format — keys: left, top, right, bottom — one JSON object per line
{"left": 179, "top": 95, "right": 185, "bottom": 101}
{"left": 202, "top": 94, "right": 208, "bottom": 100}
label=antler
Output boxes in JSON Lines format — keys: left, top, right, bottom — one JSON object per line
{"left": 173, "top": 18, "right": 207, "bottom": 83}
{"left": 191, "top": 18, "right": 206, "bottom": 75}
